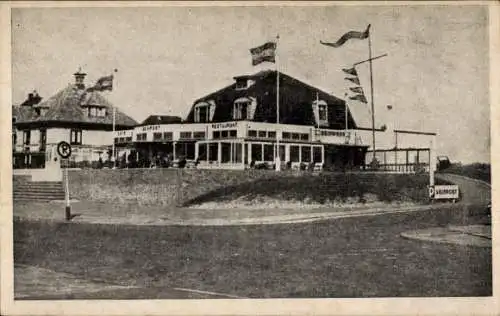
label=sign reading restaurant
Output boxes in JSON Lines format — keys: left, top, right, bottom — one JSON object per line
{"left": 212, "top": 122, "right": 237, "bottom": 130}
{"left": 141, "top": 125, "right": 161, "bottom": 132}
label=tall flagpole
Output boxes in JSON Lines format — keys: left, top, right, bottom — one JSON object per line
{"left": 275, "top": 34, "right": 281, "bottom": 171}
{"left": 111, "top": 69, "right": 117, "bottom": 168}
{"left": 368, "top": 28, "right": 376, "bottom": 165}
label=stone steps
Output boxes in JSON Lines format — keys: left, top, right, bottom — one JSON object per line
{"left": 13, "top": 180, "right": 66, "bottom": 201}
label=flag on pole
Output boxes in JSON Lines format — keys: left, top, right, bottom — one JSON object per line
{"left": 345, "top": 77, "right": 360, "bottom": 85}
{"left": 250, "top": 42, "right": 277, "bottom": 66}
{"left": 349, "top": 86, "right": 364, "bottom": 94}
{"left": 349, "top": 93, "right": 368, "bottom": 104}
{"left": 342, "top": 67, "right": 358, "bottom": 76}
{"left": 87, "top": 74, "right": 114, "bottom": 92}
{"left": 320, "top": 24, "right": 371, "bottom": 48}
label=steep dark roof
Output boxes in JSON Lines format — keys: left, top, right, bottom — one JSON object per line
{"left": 187, "top": 70, "right": 356, "bottom": 129}
{"left": 140, "top": 115, "right": 182, "bottom": 126}
{"left": 14, "top": 84, "right": 137, "bottom": 128}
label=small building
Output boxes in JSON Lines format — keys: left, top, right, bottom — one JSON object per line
{"left": 114, "top": 70, "right": 370, "bottom": 170}
{"left": 12, "top": 70, "right": 137, "bottom": 169}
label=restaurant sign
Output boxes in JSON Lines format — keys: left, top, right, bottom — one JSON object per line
{"left": 141, "top": 125, "right": 161, "bottom": 132}
{"left": 211, "top": 122, "right": 237, "bottom": 130}
{"left": 429, "top": 185, "right": 460, "bottom": 200}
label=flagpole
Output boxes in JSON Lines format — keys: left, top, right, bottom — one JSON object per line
{"left": 368, "top": 28, "right": 376, "bottom": 166}
{"left": 111, "top": 69, "right": 117, "bottom": 168}
{"left": 275, "top": 35, "right": 281, "bottom": 171}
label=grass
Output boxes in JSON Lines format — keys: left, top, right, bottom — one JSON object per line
{"left": 14, "top": 206, "right": 491, "bottom": 299}
{"left": 441, "top": 163, "right": 491, "bottom": 184}
{"left": 184, "top": 173, "right": 449, "bottom": 206}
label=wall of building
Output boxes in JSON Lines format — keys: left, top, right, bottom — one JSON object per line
{"left": 46, "top": 128, "right": 112, "bottom": 146}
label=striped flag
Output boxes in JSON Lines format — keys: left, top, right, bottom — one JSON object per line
{"left": 349, "top": 93, "right": 368, "bottom": 104}
{"left": 345, "top": 77, "right": 360, "bottom": 85}
{"left": 342, "top": 67, "right": 358, "bottom": 76}
{"left": 349, "top": 86, "right": 364, "bottom": 94}
{"left": 320, "top": 25, "right": 371, "bottom": 48}
{"left": 250, "top": 42, "right": 276, "bottom": 66}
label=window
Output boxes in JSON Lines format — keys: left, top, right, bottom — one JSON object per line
{"left": 301, "top": 146, "right": 311, "bottom": 163}
{"left": 292, "top": 133, "right": 300, "bottom": 140}
{"left": 12, "top": 133, "right": 17, "bottom": 151}
{"left": 213, "top": 131, "right": 221, "bottom": 139}
{"left": 180, "top": 132, "right": 192, "bottom": 139}
{"left": 313, "top": 146, "right": 323, "bottom": 163}
{"left": 208, "top": 143, "right": 218, "bottom": 161}
{"left": 318, "top": 104, "right": 328, "bottom": 121}
{"left": 163, "top": 132, "right": 173, "bottom": 140}
{"left": 300, "top": 133, "right": 309, "bottom": 141}
{"left": 70, "top": 129, "right": 82, "bottom": 145}
{"left": 136, "top": 133, "right": 147, "bottom": 141}
{"left": 290, "top": 145, "right": 300, "bottom": 162}
{"left": 39, "top": 129, "right": 47, "bottom": 151}
{"left": 194, "top": 103, "right": 212, "bottom": 123}
{"left": 233, "top": 100, "right": 250, "bottom": 120}
{"left": 235, "top": 78, "right": 248, "bottom": 90}
{"left": 282, "top": 132, "right": 291, "bottom": 139}
{"left": 229, "top": 130, "right": 237, "bottom": 138}
{"left": 198, "top": 143, "right": 207, "bottom": 160}
{"left": 125, "top": 136, "right": 132, "bottom": 142}
{"left": 153, "top": 132, "right": 162, "bottom": 141}
{"left": 248, "top": 130, "right": 257, "bottom": 137}
{"left": 221, "top": 130, "right": 228, "bottom": 138}
{"left": 23, "top": 130, "right": 31, "bottom": 145}
{"left": 268, "top": 131, "right": 276, "bottom": 138}
{"left": 251, "top": 143, "right": 262, "bottom": 161}
{"left": 263, "top": 144, "right": 274, "bottom": 161}
{"left": 258, "top": 131, "right": 266, "bottom": 138}
{"left": 193, "top": 132, "right": 205, "bottom": 139}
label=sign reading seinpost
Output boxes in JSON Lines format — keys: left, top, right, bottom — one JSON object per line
{"left": 429, "top": 185, "right": 459, "bottom": 200}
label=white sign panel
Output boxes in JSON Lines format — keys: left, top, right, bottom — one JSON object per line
{"left": 429, "top": 185, "right": 459, "bottom": 199}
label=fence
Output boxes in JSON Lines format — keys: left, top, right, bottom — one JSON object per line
{"left": 365, "top": 147, "right": 430, "bottom": 173}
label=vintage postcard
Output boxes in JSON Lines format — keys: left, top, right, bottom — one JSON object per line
{"left": 1, "top": 1, "right": 498, "bottom": 315}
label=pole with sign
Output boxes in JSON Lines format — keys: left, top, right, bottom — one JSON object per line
{"left": 57, "top": 141, "right": 72, "bottom": 221}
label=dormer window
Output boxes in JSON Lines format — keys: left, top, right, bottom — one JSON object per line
{"left": 235, "top": 78, "right": 255, "bottom": 90}
{"left": 318, "top": 104, "right": 327, "bottom": 121}
{"left": 34, "top": 107, "right": 48, "bottom": 116}
{"left": 194, "top": 101, "right": 215, "bottom": 123}
{"left": 312, "top": 99, "right": 328, "bottom": 127}
{"left": 87, "top": 106, "right": 107, "bottom": 117}
{"left": 235, "top": 78, "right": 248, "bottom": 90}
{"left": 233, "top": 98, "right": 251, "bottom": 120}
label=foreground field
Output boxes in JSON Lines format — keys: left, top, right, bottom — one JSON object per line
{"left": 14, "top": 206, "right": 491, "bottom": 299}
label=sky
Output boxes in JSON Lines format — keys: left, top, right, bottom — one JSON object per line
{"left": 10, "top": 4, "right": 490, "bottom": 163}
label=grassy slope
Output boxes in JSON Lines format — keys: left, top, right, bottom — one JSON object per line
{"left": 184, "top": 173, "right": 450, "bottom": 206}
{"left": 14, "top": 207, "right": 491, "bottom": 298}
{"left": 441, "top": 163, "right": 491, "bottom": 184}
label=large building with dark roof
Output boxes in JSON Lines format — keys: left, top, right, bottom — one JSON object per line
{"left": 12, "top": 71, "right": 137, "bottom": 168}
{"left": 114, "top": 70, "right": 371, "bottom": 170}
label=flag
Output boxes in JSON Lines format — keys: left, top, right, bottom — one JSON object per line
{"left": 320, "top": 24, "right": 371, "bottom": 48}
{"left": 345, "top": 77, "right": 360, "bottom": 85}
{"left": 349, "top": 86, "right": 364, "bottom": 94}
{"left": 87, "top": 74, "right": 113, "bottom": 92}
{"left": 349, "top": 93, "right": 368, "bottom": 103}
{"left": 342, "top": 67, "right": 358, "bottom": 76}
{"left": 250, "top": 42, "right": 276, "bottom": 66}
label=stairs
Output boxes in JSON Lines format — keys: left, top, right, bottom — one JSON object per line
{"left": 13, "top": 179, "right": 66, "bottom": 202}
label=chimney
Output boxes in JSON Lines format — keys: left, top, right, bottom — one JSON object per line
{"left": 74, "top": 68, "right": 87, "bottom": 89}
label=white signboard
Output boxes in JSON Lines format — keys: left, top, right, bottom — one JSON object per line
{"left": 429, "top": 185, "right": 459, "bottom": 200}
